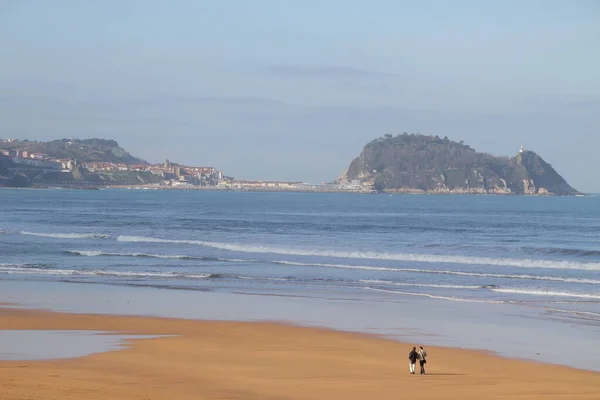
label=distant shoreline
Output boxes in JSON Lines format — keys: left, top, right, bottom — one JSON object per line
{"left": 0, "top": 184, "right": 588, "bottom": 196}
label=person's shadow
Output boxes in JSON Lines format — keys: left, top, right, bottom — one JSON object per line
{"left": 422, "top": 373, "right": 466, "bottom": 376}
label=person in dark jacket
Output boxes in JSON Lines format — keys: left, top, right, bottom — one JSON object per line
{"left": 417, "top": 346, "right": 427, "bottom": 374}
{"left": 408, "top": 347, "right": 418, "bottom": 374}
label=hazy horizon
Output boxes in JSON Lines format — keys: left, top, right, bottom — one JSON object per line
{"left": 1, "top": 1, "right": 599, "bottom": 191}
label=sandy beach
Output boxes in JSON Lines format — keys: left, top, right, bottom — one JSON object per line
{"left": 1, "top": 307, "right": 598, "bottom": 400}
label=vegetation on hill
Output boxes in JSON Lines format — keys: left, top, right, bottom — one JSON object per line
{"left": 94, "top": 170, "right": 164, "bottom": 185}
{"left": 0, "top": 137, "right": 153, "bottom": 187}
{"left": 0, "top": 138, "right": 145, "bottom": 164}
{"left": 340, "top": 133, "right": 580, "bottom": 195}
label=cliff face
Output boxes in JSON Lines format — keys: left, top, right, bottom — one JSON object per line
{"left": 339, "top": 134, "right": 580, "bottom": 195}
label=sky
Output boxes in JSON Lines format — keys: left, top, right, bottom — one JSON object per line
{"left": 1, "top": 0, "right": 599, "bottom": 191}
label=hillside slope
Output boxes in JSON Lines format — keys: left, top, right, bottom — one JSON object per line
{"left": 0, "top": 138, "right": 145, "bottom": 164}
{"left": 339, "top": 134, "right": 580, "bottom": 195}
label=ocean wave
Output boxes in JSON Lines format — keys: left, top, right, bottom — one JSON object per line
{"left": 117, "top": 235, "right": 212, "bottom": 246}
{"left": 524, "top": 246, "right": 600, "bottom": 257}
{"left": 237, "top": 275, "right": 295, "bottom": 282}
{"left": 271, "top": 261, "right": 600, "bottom": 284}
{"left": 0, "top": 265, "right": 218, "bottom": 279}
{"left": 116, "top": 235, "right": 600, "bottom": 271}
{"left": 0, "top": 265, "right": 318, "bottom": 284}
{"left": 359, "top": 280, "right": 482, "bottom": 290}
{"left": 65, "top": 250, "right": 246, "bottom": 263}
{"left": 364, "top": 287, "right": 506, "bottom": 304}
{"left": 0, "top": 263, "right": 55, "bottom": 269}
{"left": 541, "top": 307, "right": 600, "bottom": 320}
{"left": 490, "top": 288, "right": 600, "bottom": 300}
{"left": 0, "top": 265, "right": 325, "bottom": 284}
{"left": 21, "top": 231, "right": 111, "bottom": 240}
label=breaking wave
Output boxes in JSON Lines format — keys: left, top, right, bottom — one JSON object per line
{"left": 0, "top": 265, "right": 325, "bottom": 284}
{"left": 541, "top": 307, "right": 600, "bottom": 320}
{"left": 271, "top": 261, "right": 600, "bottom": 284}
{"left": 490, "top": 288, "right": 600, "bottom": 300}
{"left": 365, "top": 287, "right": 506, "bottom": 304}
{"left": 116, "top": 235, "right": 600, "bottom": 271}
{"left": 359, "top": 280, "right": 483, "bottom": 290}
{"left": 525, "top": 246, "right": 600, "bottom": 258}
{"left": 65, "top": 250, "right": 247, "bottom": 263}
{"left": 0, "top": 265, "right": 219, "bottom": 279}
{"left": 21, "top": 231, "right": 111, "bottom": 240}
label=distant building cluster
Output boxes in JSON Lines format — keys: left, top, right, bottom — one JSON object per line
{"left": 83, "top": 159, "right": 226, "bottom": 186}
{"left": 218, "top": 180, "right": 373, "bottom": 193}
{"left": 225, "top": 180, "right": 302, "bottom": 190}
{"left": 1, "top": 138, "right": 372, "bottom": 192}
{"left": 0, "top": 147, "right": 66, "bottom": 172}
{"left": 0, "top": 137, "right": 227, "bottom": 186}
{"left": 335, "top": 178, "right": 366, "bottom": 188}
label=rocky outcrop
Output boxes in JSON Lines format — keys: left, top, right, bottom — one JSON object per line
{"left": 338, "top": 134, "right": 581, "bottom": 195}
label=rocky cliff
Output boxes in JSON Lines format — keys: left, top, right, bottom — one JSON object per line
{"left": 339, "top": 134, "right": 580, "bottom": 195}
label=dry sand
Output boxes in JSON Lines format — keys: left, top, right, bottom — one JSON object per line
{"left": 1, "top": 307, "right": 598, "bottom": 400}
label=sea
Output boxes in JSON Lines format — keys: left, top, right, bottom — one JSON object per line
{"left": 1, "top": 188, "right": 599, "bottom": 369}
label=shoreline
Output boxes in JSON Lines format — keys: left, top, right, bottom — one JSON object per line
{"left": 1, "top": 307, "right": 599, "bottom": 399}
{"left": 2, "top": 279, "right": 599, "bottom": 373}
{"left": 1, "top": 184, "right": 588, "bottom": 196}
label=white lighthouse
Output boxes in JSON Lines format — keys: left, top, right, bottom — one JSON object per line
{"left": 520, "top": 145, "right": 525, "bottom": 153}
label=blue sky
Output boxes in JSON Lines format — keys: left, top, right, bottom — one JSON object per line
{"left": 1, "top": 0, "right": 599, "bottom": 191}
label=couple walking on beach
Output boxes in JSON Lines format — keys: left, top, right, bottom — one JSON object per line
{"left": 408, "top": 346, "right": 427, "bottom": 375}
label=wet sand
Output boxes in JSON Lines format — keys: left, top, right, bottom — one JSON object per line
{"left": 1, "top": 307, "right": 598, "bottom": 400}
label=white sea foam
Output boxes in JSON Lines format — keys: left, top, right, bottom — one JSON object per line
{"left": 490, "top": 288, "right": 600, "bottom": 300}
{"left": 0, "top": 265, "right": 305, "bottom": 283}
{"left": 66, "top": 250, "right": 248, "bottom": 263}
{"left": 272, "top": 261, "right": 600, "bottom": 285}
{"left": 116, "top": 235, "right": 600, "bottom": 271}
{"left": 359, "top": 280, "right": 482, "bottom": 290}
{"left": 541, "top": 307, "right": 600, "bottom": 319}
{"left": 21, "top": 231, "right": 111, "bottom": 240}
{"left": 365, "top": 287, "right": 506, "bottom": 304}
{"left": 68, "top": 250, "right": 106, "bottom": 256}
{"left": 0, "top": 265, "right": 214, "bottom": 279}
{"left": 237, "top": 276, "right": 292, "bottom": 282}
{"left": 62, "top": 247, "right": 600, "bottom": 285}
{"left": 68, "top": 250, "right": 192, "bottom": 259}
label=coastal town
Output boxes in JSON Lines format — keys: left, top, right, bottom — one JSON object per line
{"left": 0, "top": 138, "right": 372, "bottom": 192}
{"left": 1, "top": 135, "right": 584, "bottom": 195}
